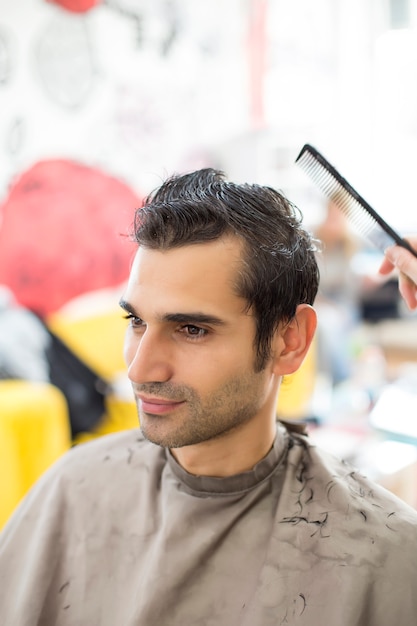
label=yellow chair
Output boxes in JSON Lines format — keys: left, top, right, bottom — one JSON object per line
{"left": 47, "top": 307, "right": 128, "bottom": 381}
{"left": 47, "top": 302, "right": 139, "bottom": 443}
{"left": 0, "top": 380, "right": 71, "bottom": 529}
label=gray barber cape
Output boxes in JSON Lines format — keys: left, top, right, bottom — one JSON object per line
{"left": 0, "top": 422, "right": 416, "bottom": 625}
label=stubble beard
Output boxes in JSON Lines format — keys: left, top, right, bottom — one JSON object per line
{"left": 136, "top": 373, "right": 266, "bottom": 449}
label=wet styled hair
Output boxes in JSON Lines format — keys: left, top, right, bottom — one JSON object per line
{"left": 133, "top": 168, "right": 319, "bottom": 370}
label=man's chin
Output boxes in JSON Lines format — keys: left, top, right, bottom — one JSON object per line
{"left": 140, "top": 424, "right": 208, "bottom": 450}
{"left": 140, "top": 424, "right": 183, "bottom": 449}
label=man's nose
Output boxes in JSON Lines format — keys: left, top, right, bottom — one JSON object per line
{"left": 124, "top": 328, "right": 173, "bottom": 384}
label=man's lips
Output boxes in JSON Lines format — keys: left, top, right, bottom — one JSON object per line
{"left": 136, "top": 395, "right": 185, "bottom": 415}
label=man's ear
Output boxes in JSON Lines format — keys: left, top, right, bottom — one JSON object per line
{"left": 271, "top": 304, "right": 317, "bottom": 376}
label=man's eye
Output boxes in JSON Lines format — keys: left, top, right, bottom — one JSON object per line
{"left": 123, "top": 313, "right": 144, "bottom": 328}
{"left": 181, "top": 325, "right": 208, "bottom": 339}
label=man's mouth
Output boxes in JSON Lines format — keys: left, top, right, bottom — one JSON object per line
{"left": 136, "top": 395, "right": 185, "bottom": 415}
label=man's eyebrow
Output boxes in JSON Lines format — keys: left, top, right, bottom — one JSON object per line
{"left": 164, "top": 313, "right": 226, "bottom": 326}
{"left": 119, "top": 299, "right": 136, "bottom": 315}
{"left": 119, "top": 300, "right": 225, "bottom": 327}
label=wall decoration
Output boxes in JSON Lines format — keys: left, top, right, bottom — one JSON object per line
{"left": 0, "top": 159, "right": 139, "bottom": 316}
{"left": 0, "top": 25, "right": 12, "bottom": 85}
{"left": 34, "top": 13, "right": 96, "bottom": 108}
{"left": 46, "top": 0, "right": 101, "bottom": 13}
{"left": 5, "top": 117, "right": 26, "bottom": 156}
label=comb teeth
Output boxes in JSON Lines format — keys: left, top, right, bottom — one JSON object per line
{"left": 296, "top": 148, "right": 376, "bottom": 237}
{"left": 295, "top": 144, "right": 406, "bottom": 253}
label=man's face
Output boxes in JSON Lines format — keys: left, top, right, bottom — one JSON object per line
{"left": 121, "top": 236, "right": 275, "bottom": 449}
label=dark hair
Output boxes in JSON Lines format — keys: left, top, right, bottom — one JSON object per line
{"left": 133, "top": 168, "right": 319, "bottom": 370}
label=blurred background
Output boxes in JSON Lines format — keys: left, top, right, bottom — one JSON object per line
{"left": 1, "top": 0, "right": 417, "bottom": 526}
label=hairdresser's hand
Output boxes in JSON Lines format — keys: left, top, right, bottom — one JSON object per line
{"left": 379, "top": 237, "right": 417, "bottom": 310}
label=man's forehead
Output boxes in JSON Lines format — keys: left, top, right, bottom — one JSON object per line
{"left": 130, "top": 238, "right": 244, "bottom": 278}
{"left": 124, "top": 240, "right": 250, "bottom": 319}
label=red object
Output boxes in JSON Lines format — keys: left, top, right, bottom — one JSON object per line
{"left": 46, "top": 0, "right": 101, "bottom": 13}
{"left": 0, "top": 159, "right": 140, "bottom": 317}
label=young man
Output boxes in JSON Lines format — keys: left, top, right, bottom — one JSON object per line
{"left": 0, "top": 168, "right": 416, "bottom": 625}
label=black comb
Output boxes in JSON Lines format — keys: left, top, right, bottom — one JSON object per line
{"left": 295, "top": 143, "right": 417, "bottom": 257}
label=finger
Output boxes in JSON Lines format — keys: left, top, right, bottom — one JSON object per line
{"left": 399, "top": 274, "right": 417, "bottom": 310}
{"left": 378, "top": 255, "right": 396, "bottom": 276}
{"left": 385, "top": 245, "right": 417, "bottom": 284}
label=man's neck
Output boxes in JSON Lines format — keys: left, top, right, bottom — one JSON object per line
{"left": 170, "top": 416, "right": 277, "bottom": 477}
